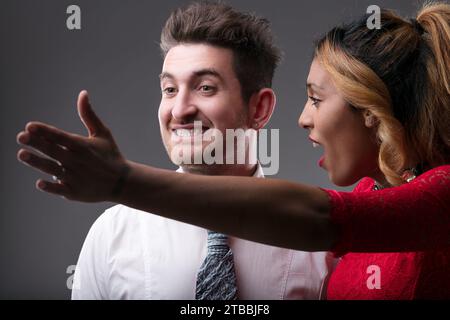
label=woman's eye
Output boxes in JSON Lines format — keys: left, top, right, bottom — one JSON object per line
{"left": 309, "top": 96, "right": 321, "bottom": 107}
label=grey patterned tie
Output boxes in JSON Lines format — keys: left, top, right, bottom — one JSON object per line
{"left": 195, "top": 231, "right": 238, "bottom": 300}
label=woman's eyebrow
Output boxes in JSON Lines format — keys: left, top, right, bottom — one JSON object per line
{"left": 306, "top": 82, "right": 325, "bottom": 91}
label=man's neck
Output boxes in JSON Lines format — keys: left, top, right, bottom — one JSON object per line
{"left": 181, "top": 164, "right": 258, "bottom": 177}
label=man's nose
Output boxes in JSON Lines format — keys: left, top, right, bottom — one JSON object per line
{"left": 171, "top": 90, "right": 197, "bottom": 121}
{"left": 298, "top": 104, "right": 313, "bottom": 129}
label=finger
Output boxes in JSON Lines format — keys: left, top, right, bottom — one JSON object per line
{"left": 36, "top": 179, "right": 70, "bottom": 198}
{"left": 23, "top": 122, "right": 85, "bottom": 152}
{"left": 77, "top": 90, "right": 109, "bottom": 138}
{"left": 17, "top": 149, "right": 65, "bottom": 177}
{"left": 17, "top": 131, "right": 69, "bottom": 163}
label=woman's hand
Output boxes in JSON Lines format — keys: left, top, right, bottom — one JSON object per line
{"left": 16, "top": 90, "right": 129, "bottom": 203}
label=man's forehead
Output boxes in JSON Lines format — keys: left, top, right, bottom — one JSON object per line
{"left": 161, "top": 44, "right": 234, "bottom": 80}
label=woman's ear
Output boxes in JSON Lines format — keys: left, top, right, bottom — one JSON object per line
{"left": 363, "top": 110, "right": 378, "bottom": 128}
{"left": 248, "top": 88, "right": 276, "bottom": 130}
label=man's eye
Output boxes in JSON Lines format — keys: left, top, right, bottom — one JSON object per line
{"left": 199, "top": 85, "right": 216, "bottom": 93}
{"left": 163, "top": 87, "right": 177, "bottom": 95}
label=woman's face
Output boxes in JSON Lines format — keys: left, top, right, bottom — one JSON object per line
{"left": 299, "top": 59, "right": 381, "bottom": 186}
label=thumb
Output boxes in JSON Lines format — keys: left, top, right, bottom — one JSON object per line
{"left": 77, "top": 90, "right": 109, "bottom": 137}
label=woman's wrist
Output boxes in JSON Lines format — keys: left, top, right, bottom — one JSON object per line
{"left": 109, "top": 159, "right": 133, "bottom": 203}
{"left": 109, "top": 160, "right": 167, "bottom": 211}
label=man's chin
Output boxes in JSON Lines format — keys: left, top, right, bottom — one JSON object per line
{"left": 169, "top": 151, "right": 207, "bottom": 166}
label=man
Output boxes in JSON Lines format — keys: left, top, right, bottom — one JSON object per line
{"left": 18, "top": 1, "right": 335, "bottom": 299}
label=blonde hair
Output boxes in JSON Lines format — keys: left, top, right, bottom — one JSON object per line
{"left": 315, "top": 2, "right": 450, "bottom": 186}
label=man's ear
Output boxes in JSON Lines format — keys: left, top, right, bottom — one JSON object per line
{"left": 248, "top": 88, "right": 276, "bottom": 130}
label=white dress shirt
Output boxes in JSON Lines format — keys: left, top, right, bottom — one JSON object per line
{"left": 72, "top": 165, "right": 336, "bottom": 300}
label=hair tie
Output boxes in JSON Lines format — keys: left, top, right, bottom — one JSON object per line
{"left": 409, "top": 18, "right": 425, "bottom": 35}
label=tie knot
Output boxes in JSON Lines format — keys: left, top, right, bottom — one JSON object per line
{"left": 207, "top": 231, "right": 229, "bottom": 253}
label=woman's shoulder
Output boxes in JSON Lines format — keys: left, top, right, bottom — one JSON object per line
{"left": 412, "top": 164, "right": 450, "bottom": 186}
{"left": 409, "top": 164, "right": 450, "bottom": 195}
{"left": 353, "top": 164, "right": 450, "bottom": 193}
{"left": 419, "top": 164, "right": 450, "bottom": 178}
{"left": 352, "top": 177, "right": 375, "bottom": 192}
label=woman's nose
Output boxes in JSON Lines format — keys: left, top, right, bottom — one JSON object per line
{"left": 298, "top": 104, "right": 313, "bottom": 129}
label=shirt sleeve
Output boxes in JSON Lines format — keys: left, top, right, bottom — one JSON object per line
{"left": 71, "top": 210, "right": 112, "bottom": 300}
{"left": 322, "top": 165, "right": 450, "bottom": 255}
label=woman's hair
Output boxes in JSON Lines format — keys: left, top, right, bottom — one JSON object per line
{"left": 315, "top": 2, "right": 450, "bottom": 186}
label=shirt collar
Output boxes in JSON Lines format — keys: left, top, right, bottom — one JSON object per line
{"left": 176, "top": 163, "right": 264, "bottom": 178}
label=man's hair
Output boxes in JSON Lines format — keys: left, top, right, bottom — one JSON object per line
{"left": 160, "top": 1, "right": 282, "bottom": 103}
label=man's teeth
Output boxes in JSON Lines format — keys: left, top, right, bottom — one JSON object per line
{"left": 313, "top": 142, "right": 321, "bottom": 148}
{"left": 174, "top": 128, "right": 204, "bottom": 137}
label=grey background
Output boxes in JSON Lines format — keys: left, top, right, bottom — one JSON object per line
{"left": 1, "top": 0, "right": 421, "bottom": 299}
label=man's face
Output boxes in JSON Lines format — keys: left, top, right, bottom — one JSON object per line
{"left": 158, "top": 44, "right": 250, "bottom": 168}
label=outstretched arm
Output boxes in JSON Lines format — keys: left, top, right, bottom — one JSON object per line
{"left": 17, "top": 90, "right": 336, "bottom": 251}
{"left": 119, "top": 161, "right": 334, "bottom": 251}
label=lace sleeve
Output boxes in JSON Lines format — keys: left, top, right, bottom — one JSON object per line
{"left": 322, "top": 165, "right": 450, "bottom": 255}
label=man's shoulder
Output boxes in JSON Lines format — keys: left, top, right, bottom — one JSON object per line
{"left": 86, "top": 205, "right": 157, "bottom": 240}
{"left": 101, "top": 204, "right": 143, "bottom": 221}
{"left": 99, "top": 204, "right": 170, "bottom": 226}
{"left": 93, "top": 204, "right": 189, "bottom": 237}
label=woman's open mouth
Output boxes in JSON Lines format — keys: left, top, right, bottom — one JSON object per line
{"left": 309, "top": 136, "right": 325, "bottom": 168}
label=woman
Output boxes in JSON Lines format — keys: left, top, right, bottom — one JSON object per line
{"left": 17, "top": 3, "right": 450, "bottom": 299}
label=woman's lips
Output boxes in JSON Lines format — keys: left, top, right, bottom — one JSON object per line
{"left": 309, "top": 137, "right": 325, "bottom": 168}
{"left": 318, "top": 155, "right": 325, "bottom": 167}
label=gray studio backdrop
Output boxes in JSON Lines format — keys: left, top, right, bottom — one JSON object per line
{"left": 1, "top": 0, "right": 419, "bottom": 299}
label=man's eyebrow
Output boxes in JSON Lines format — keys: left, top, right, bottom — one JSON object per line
{"left": 159, "top": 72, "right": 174, "bottom": 81}
{"left": 159, "top": 69, "right": 224, "bottom": 82}
{"left": 193, "top": 68, "right": 223, "bottom": 81}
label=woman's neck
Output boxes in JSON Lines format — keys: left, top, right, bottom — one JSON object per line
{"left": 371, "top": 170, "right": 391, "bottom": 190}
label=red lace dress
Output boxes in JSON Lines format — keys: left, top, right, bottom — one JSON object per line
{"left": 322, "top": 165, "right": 450, "bottom": 299}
